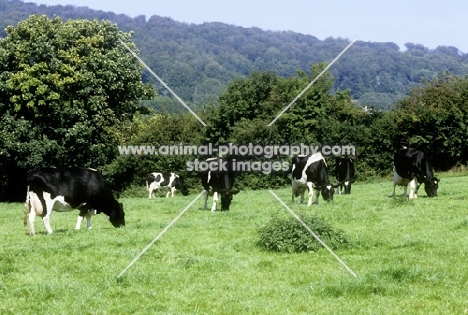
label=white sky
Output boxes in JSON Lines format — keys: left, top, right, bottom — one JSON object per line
{"left": 30, "top": 0, "right": 468, "bottom": 53}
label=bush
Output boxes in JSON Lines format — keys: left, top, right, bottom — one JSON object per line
{"left": 257, "top": 214, "right": 353, "bottom": 253}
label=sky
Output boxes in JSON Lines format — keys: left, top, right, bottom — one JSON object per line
{"left": 30, "top": 0, "right": 468, "bottom": 53}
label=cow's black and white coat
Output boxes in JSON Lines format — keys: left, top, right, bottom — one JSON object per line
{"left": 24, "top": 167, "right": 125, "bottom": 236}
{"left": 146, "top": 172, "right": 189, "bottom": 198}
{"left": 200, "top": 157, "right": 239, "bottom": 211}
{"left": 392, "top": 147, "right": 439, "bottom": 199}
{"left": 291, "top": 153, "right": 334, "bottom": 205}
{"left": 335, "top": 156, "right": 356, "bottom": 195}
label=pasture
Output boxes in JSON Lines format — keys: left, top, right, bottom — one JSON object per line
{"left": 1, "top": 174, "right": 468, "bottom": 314}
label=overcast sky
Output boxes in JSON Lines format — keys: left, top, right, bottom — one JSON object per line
{"left": 30, "top": 0, "right": 468, "bottom": 53}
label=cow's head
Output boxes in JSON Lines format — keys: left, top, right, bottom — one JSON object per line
{"left": 320, "top": 185, "right": 335, "bottom": 202}
{"left": 220, "top": 189, "right": 240, "bottom": 211}
{"left": 108, "top": 202, "right": 125, "bottom": 227}
{"left": 175, "top": 179, "right": 189, "bottom": 196}
{"left": 424, "top": 177, "right": 439, "bottom": 197}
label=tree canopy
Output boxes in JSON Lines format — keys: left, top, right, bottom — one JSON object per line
{"left": 0, "top": 14, "right": 154, "bottom": 200}
{"left": 2, "top": 0, "right": 468, "bottom": 113}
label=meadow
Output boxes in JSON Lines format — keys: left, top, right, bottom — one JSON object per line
{"left": 1, "top": 173, "right": 468, "bottom": 314}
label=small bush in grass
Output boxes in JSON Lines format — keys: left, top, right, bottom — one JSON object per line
{"left": 257, "top": 214, "right": 353, "bottom": 253}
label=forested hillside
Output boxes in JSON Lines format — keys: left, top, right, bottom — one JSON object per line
{"left": 2, "top": 0, "right": 468, "bottom": 111}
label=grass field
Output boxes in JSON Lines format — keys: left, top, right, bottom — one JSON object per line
{"left": 1, "top": 174, "right": 468, "bottom": 314}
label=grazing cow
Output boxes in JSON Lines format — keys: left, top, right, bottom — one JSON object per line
{"left": 200, "top": 157, "right": 239, "bottom": 211}
{"left": 392, "top": 147, "right": 439, "bottom": 199}
{"left": 291, "top": 153, "right": 335, "bottom": 205}
{"left": 146, "top": 172, "right": 189, "bottom": 198}
{"left": 335, "top": 156, "right": 356, "bottom": 194}
{"left": 24, "top": 167, "right": 125, "bottom": 236}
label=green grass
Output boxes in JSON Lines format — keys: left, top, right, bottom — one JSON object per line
{"left": 2, "top": 175, "right": 468, "bottom": 314}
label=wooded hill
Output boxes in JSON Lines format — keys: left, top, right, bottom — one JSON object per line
{"left": 2, "top": 0, "right": 468, "bottom": 112}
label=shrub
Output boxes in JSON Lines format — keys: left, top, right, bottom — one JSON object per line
{"left": 257, "top": 214, "right": 353, "bottom": 253}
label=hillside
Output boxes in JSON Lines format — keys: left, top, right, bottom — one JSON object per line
{"left": 2, "top": 0, "right": 468, "bottom": 111}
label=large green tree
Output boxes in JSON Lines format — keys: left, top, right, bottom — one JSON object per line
{"left": 394, "top": 72, "right": 468, "bottom": 170}
{"left": 0, "top": 14, "right": 154, "bottom": 200}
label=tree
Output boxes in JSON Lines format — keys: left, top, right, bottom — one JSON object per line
{"left": 394, "top": 72, "right": 468, "bottom": 170}
{"left": 0, "top": 14, "right": 154, "bottom": 200}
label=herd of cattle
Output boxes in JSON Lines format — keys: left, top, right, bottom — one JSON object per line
{"left": 23, "top": 147, "right": 439, "bottom": 236}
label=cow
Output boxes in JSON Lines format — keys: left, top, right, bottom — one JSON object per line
{"left": 291, "top": 153, "right": 335, "bottom": 205}
{"left": 200, "top": 157, "right": 239, "bottom": 211}
{"left": 24, "top": 167, "right": 125, "bottom": 236}
{"left": 146, "top": 172, "right": 189, "bottom": 198}
{"left": 392, "top": 147, "right": 439, "bottom": 199}
{"left": 335, "top": 156, "right": 356, "bottom": 194}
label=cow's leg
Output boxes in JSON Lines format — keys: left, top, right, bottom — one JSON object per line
{"left": 75, "top": 215, "right": 84, "bottom": 230}
{"left": 291, "top": 182, "right": 297, "bottom": 203}
{"left": 312, "top": 189, "right": 320, "bottom": 205}
{"left": 148, "top": 183, "right": 154, "bottom": 198}
{"left": 86, "top": 211, "right": 95, "bottom": 229}
{"left": 27, "top": 191, "right": 43, "bottom": 236}
{"left": 402, "top": 185, "right": 408, "bottom": 198}
{"left": 307, "top": 182, "right": 319, "bottom": 206}
{"left": 42, "top": 214, "right": 53, "bottom": 235}
{"left": 203, "top": 190, "right": 209, "bottom": 210}
{"left": 165, "top": 187, "right": 173, "bottom": 198}
{"left": 409, "top": 180, "right": 418, "bottom": 199}
{"left": 211, "top": 191, "right": 218, "bottom": 211}
{"left": 42, "top": 193, "right": 54, "bottom": 234}
{"left": 28, "top": 209, "right": 36, "bottom": 237}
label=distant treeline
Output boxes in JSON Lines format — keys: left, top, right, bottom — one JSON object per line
{"left": 2, "top": 0, "right": 468, "bottom": 112}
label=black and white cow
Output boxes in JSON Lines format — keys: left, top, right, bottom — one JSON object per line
{"left": 200, "top": 157, "right": 239, "bottom": 211}
{"left": 24, "top": 167, "right": 125, "bottom": 236}
{"left": 291, "top": 153, "right": 335, "bottom": 205}
{"left": 392, "top": 147, "right": 439, "bottom": 199}
{"left": 146, "top": 172, "right": 189, "bottom": 198}
{"left": 335, "top": 156, "right": 356, "bottom": 195}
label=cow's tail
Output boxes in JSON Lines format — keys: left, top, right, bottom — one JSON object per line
{"left": 146, "top": 180, "right": 149, "bottom": 191}
{"left": 23, "top": 186, "right": 30, "bottom": 226}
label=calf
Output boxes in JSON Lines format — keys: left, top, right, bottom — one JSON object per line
{"left": 291, "top": 153, "right": 335, "bottom": 205}
{"left": 146, "top": 172, "right": 189, "bottom": 198}
{"left": 200, "top": 157, "right": 239, "bottom": 211}
{"left": 392, "top": 147, "right": 439, "bottom": 198}
{"left": 24, "top": 167, "right": 125, "bottom": 236}
{"left": 335, "top": 156, "right": 355, "bottom": 194}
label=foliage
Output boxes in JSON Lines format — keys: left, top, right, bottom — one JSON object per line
{"left": 257, "top": 214, "right": 353, "bottom": 253}
{"left": 394, "top": 72, "right": 468, "bottom": 170}
{"left": 103, "top": 112, "right": 205, "bottom": 193}
{"left": 2, "top": 3, "right": 468, "bottom": 198}
{"left": 110, "top": 69, "right": 468, "bottom": 193}
{"left": 0, "top": 14, "right": 154, "bottom": 200}
{"left": 2, "top": 0, "right": 468, "bottom": 112}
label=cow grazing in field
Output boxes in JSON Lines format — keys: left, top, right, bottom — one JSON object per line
{"left": 200, "top": 157, "right": 239, "bottom": 211}
{"left": 291, "top": 153, "right": 335, "bottom": 205}
{"left": 24, "top": 167, "right": 125, "bottom": 236}
{"left": 146, "top": 172, "right": 189, "bottom": 198}
{"left": 392, "top": 147, "right": 439, "bottom": 199}
{"left": 335, "top": 156, "right": 356, "bottom": 194}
